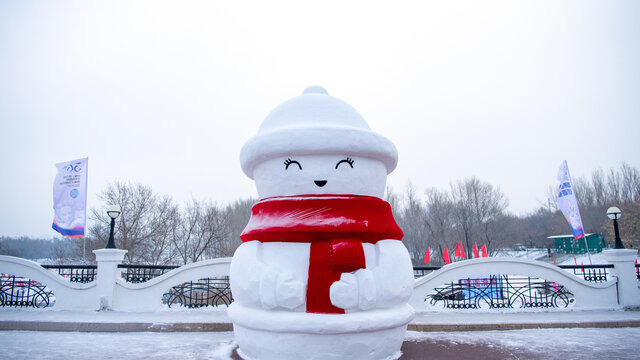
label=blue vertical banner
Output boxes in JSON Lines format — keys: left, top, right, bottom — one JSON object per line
{"left": 556, "top": 160, "right": 585, "bottom": 240}
{"left": 52, "top": 158, "right": 88, "bottom": 238}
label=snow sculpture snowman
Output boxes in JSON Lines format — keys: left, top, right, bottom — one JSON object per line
{"left": 229, "top": 86, "right": 414, "bottom": 360}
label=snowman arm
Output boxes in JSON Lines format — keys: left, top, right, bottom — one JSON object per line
{"left": 369, "top": 240, "right": 414, "bottom": 307}
{"left": 230, "top": 241, "right": 263, "bottom": 306}
{"left": 230, "top": 241, "right": 306, "bottom": 310}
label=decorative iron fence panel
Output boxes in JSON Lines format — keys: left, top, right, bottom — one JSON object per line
{"left": 42, "top": 265, "right": 97, "bottom": 283}
{"left": 118, "top": 264, "right": 179, "bottom": 283}
{"left": 0, "top": 274, "right": 55, "bottom": 308}
{"left": 163, "top": 277, "right": 232, "bottom": 308}
{"left": 557, "top": 264, "right": 614, "bottom": 283}
{"left": 426, "top": 275, "right": 575, "bottom": 309}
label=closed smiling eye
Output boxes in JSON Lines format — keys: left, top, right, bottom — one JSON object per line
{"left": 335, "top": 157, "right": 354, "bottom": 169}
{"left": 284, "top": 158, "right": 302, "bottom": 170}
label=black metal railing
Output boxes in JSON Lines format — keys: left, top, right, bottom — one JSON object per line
{"left": 163, "top": 277, "right": 232, "bottom": 308}
{"left": 117, "top": 264, "right": 179, "bottom": 283}
{"left": 0, "top": 274, "right": 54, "bottom": 308}
{"left": 42, "top": 264, "right": 97, "bottom": 283}
{"left": 413, "top": 266, "right": 442, "bottom": 278}
{"left": 558, "top": 264, "right": 614, "bottom": 283}
{"left": 636, "top": 264, "right": 639, "bottom": 281}
{"left": 426, "top": 275, "right": 575, "bottom": 309}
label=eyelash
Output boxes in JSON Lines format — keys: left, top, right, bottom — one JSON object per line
{"left": 335, "top": 157, "right": 354, "bottom": 169}
{"left": 284, "top": 158, "right": 302, "bottom": 170}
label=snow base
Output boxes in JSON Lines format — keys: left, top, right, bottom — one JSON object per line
{"left": 234, "top": 323, "right": 406, "bottom": 360}
{"left": 230, "top": 303, "right": 413, "bottom": 360}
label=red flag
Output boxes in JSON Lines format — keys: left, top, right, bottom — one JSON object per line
{"left": 442, "top": 248, "right": 451, "bottom": 265}
{"left": 460, "top": 242, "right": 466, "bottom": 258}
{"left": 473, "top": 243, "right": 479, "bottom": 259}
{"left": 574, "top": 257, "right": 577, "bottom": 265}
{"left": 480, "top": 244, "right": 488, "bottom": 258}
{"left": 454, "top": 242, "right": 461, "bottom": 257}
{"left": 552, "top": 254, "right": 556, "bottom": 265}
{"left": 581, "top": 261, "right": 584, "bottom": 273}
{"left": 424, "top": 247, "right": 431, "bottom": 263}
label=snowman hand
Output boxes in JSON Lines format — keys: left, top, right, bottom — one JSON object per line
{"left": 330, "top": 268, "right": 376, "bottom": 310}
{"left": 259, "top": 267, "right": 305, "bottom": 310}
{"left": 330, "top": 273, "right": 358, "bottom": 309}
{"left": 275, "top": 272, "right": 305, "bottom": 309}
{"left": 354, "top": 268, "right": 376, "bottom": 310}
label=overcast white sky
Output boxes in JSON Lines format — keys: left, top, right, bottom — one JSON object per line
{"left": 1, "top": 1, "right": 639, "bottom": 238}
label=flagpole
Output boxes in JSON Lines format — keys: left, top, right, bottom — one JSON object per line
{"left": 82, "top": 158, "right": 88, "bottom": 264}
{"left": 582, "top": 234, "right": 592, "bottom": 265}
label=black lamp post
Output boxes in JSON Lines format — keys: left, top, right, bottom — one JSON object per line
{"left": 606, "top": 206, "right": 624, "bottom": 249}
{"left": 105, "top": 205, "right": 121, "bottom": 249}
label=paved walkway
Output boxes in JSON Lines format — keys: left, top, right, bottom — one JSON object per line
{"left": 2, "top": 328, "right": 639, "bottom": 360}
{"left": 410, "top": 309, "right": 640, "bottom": 331}
{"left": 1, "top": 308, "right": 640, "bottom": 332}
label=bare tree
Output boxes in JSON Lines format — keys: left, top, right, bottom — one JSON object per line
{"left": 424, "top": 188, "right": 454, "bottom": 265}
{"left": 620, "top": 162, "right": 640, "bottom": 203}
{"left": 591, "top": 168, "right": 607, "bottom": 207}
{"left": 172, "top": 199, "right": 231, "bottom": 264}
{"left": 89, "top": 182, "right": 178, "bottom": 264}
{"left": 67, "top": 236, "right": 104, "bottom": 263}
{"left": 397, "top": 183, "right": 429, "bottom": 264}
{"left": 450, "top": 178, "right": 477, "bottom": 258}
{"left": 203, "top": 204, "right": 232, "bottom": 258}
{"left": 172, "top": 199, "right": 202, "bottom": 264}
{"left": 52, "top": 239, "right": 70, "bottom": 265}
{"left": 221, "top": 197, "right": 255, "bottom": 257}
{"left": 384, "top": 185, "right": 402, "bottom": 221}
{"left": 573, "top": 177, "right": 594, "bottom": 208}
{"left": 606, "top": 168, "right": 622, "bottom": 203}
{"left": 475, "top": 184, "right": 509, "bottom": 254}
{"left": 450, "top": 177, "right": 509, "bottom": 257}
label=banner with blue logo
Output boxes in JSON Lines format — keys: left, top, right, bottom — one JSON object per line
{"left": 52, "top": 158, "right": 88, "bottom": 238}
{"left": 556, "top": 160, "right": 585, "bottom": 240}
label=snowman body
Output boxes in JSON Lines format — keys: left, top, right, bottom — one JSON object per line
{"left": 229, "top": 87, "right": 414, "bottom": 360}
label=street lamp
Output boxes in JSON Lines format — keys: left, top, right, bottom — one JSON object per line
{"left": 105, "top": 205, "right": 121, "bottom": 249}
{"left": 606, "top": 206, "right": 624, "bottom": 249}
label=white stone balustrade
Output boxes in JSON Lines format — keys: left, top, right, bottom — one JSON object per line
{"left": 1, "top": 252, "right": 637, "bottom": 312}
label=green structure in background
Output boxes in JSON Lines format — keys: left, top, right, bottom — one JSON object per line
{"left": 548, "top": 234, "right": 607, "bottom": 254}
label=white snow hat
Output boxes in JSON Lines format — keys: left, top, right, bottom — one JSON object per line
{"left": 240, "top": 86, "right": 398, "bottom": 179}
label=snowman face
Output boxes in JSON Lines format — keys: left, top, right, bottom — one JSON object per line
{"left": 253, "top": 155, "right": 387, "bottom": 198}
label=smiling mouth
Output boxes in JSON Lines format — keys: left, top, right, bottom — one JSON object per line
{"left": 314, "top": 180, "right": 327, "bottom": 187}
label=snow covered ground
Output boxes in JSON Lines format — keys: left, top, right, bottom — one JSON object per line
{"left": 495, "top": 249, "right": 639, "bottom": 266}
{"left": 494, "top": 249, "right": 548, "bottom": 260}
{"left": 1, "top": 328, "right": 639, "bottom": 360}
{"left": 403, "top": 328, "right": 640, "bottom": 360}
{"left": 0, "top": 331, "right": 237, "bottom": 360}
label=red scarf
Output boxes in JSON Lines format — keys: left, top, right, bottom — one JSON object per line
{"left": 241, "top": 195, "right": 403, "bottom": 314}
